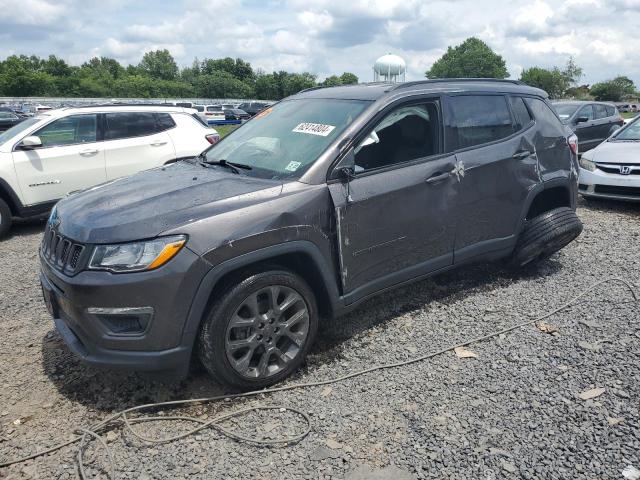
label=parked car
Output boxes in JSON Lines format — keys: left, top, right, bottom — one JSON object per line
{"left": 203, "top": 105, "right": 225, "bottom": 123}
{"left": 0, "top": 105, "right": 219, "bottom": 236}
{"left": 237, "top": 101, "right": 271, "bottom": 117}
{"left": 224, "top": 108, "right": 250, "bottom": 122}
{"left": 0, "top": 111, "right": 26, "bottom": 132}
{"left": 553, "top": 101, "right": 624, "bottom": 153}
{"left": 578, "top": 114, "right": 640, "bottom": 201}
{"left": 39, "top": 79, "right": 582, "bottom": 389}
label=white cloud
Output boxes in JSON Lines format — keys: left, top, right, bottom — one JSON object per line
{"left": 0, "top": 0, "right": 66, "bottom": 25}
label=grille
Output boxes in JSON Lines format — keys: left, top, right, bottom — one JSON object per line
{"left": 596, "top": 164, "right": 640, "bottom": 175}
{"left": 594, "top": 185, "right": 640, "bottom": 197}
{"left": 41, "top": 225, "right": 86, "bottom": 274}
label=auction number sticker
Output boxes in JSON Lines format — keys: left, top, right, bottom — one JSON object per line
{"left": 292, "top": 122, "right": 336, "bottom": 136}
{"left": 285, "top": 161, "right": 302, "bottom": 171}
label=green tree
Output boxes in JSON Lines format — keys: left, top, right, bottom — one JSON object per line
{"left": 321, "top": 75, "right": 342, "bottom": 87}
{"left": 138, "top": 49, "right": 178, "bottom": 81}
{"left": 519, "top": 58, "right": 584, "bottom": 99}
{"left": 194, "top": 71, "right": 254, "bottom": 99}
{"left": 426, "top": 37, "right": 508, "bottom": 79}
{"left": 590, "top": 76, "right": 636, "bottom": 101}
{"left": 339, "top": 72, "right": 358, "bottom": 84}
{"left": 201, "top": 57, "right": 255, "bottom": 82}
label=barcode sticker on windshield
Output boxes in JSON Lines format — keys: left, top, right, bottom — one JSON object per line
{"left": 292, "top": 123, "right": 336, "bottom": 136}
{"left": 285, "top": 161, "right": 302, "bottom": 172}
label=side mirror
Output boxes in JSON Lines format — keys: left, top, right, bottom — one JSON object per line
{"left": 20, "top": 136, "right": 43, "bottom": 150}
{"left": 575, "top": 116, "right": 589, "bottom": 124}
{"left": 330, "top": 148, "right": 356, "bottom": 181}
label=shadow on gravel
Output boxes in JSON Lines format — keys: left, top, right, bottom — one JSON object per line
{"left": 40, "top": 256, "right": 563, "bottom": 411}
{"left": 5, "top": 216, "right": 47, "bottom": 238}
{"left": 578, "top": 196, "right": 640, "bottom": 215}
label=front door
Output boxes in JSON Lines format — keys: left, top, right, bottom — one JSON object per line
{"left": 573, "top": 104, "right": 599, "bottom": 151}
{"left": 328, "top": 101, "right": 459, "bottom": 300}
{"left": 13, "top": 113, "right": 105, "bottom": 205}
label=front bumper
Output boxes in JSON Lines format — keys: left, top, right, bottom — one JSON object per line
{"left": 578, "top": 167, "right": 640, "bottom": 202}
{"left": 40, "top": 246, "right": 211, "bottom": 376}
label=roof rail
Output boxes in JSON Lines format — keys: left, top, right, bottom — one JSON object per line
{"left": 391, "top": 78, "right": 525, "bottom": 91}
{"left": 297, "top": 86, "right": 325, "bottom": 94}
{"left": 66, "top": 102, "right": 184, "bottom": 109}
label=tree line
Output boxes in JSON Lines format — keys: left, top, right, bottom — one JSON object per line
{"left": 0, "top": 50, "right": 358, "bottom": 100}
{"left": 1, "top": 40, "right": 637, "bottom": 101}
{"left": 426, "top": 37, "right": 638, "bottom": 102}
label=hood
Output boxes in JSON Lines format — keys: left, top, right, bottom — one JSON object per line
{"left": 587, "top": 140, "right": 640, "bottom": 164}
{"left": 55, "top": 161, "right": 283, "bottom": 244}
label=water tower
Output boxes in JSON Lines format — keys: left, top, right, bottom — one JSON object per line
{"left": 373, "top": 54, "right": 406, "bottom": 82}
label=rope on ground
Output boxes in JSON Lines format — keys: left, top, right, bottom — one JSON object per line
{"left": 0, "top": 277, "right": 637, "bottom": 479}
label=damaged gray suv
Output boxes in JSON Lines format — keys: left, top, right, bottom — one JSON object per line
{"left": 40, "top": 80, "right": 583, "bottom": 389}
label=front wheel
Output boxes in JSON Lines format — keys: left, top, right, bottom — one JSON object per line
{"left": 510, "top": 207, "right": 583, "bottom": 268}
{"left": 198, "top": 269, "right": 318, "bottom": 390}
{"left": 0, "top": 198, "right": 12, "bottom": 239}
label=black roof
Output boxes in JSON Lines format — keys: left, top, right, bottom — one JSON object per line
{"left": 293, "top": 79, "right": 547, "bottom": 101}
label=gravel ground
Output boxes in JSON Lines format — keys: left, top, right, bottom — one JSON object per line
{"left": 1, "top": 198, "right": 639, "bottom": 480}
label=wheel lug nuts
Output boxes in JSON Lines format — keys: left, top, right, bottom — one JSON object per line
{"left": 258, "top": 323, "right": 265, "bottom": 329}
{"left": 257, "top": 334, "right": 263, "bottom": 340}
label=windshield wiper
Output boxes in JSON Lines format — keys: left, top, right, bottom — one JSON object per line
{"left": 204, "top": 158, "right": 252, "bottom": 174}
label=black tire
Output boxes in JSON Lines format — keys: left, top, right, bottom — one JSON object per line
{"left": 198, "top": 269, "right": 318, "bottom": 390}
{"left": 0, "top": 198, "right": 12, "bottom": 239}
{"left": 510, "top": 207, "right": 583, "bottom": 268}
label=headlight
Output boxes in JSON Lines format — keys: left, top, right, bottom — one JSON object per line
{"left": 579, "top": 157, "right": 596, "bottom": 172}
{"left": 89, "top": 235, "right": 186, "bottom": 273}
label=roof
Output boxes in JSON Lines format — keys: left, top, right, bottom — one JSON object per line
{"left": 38, "top": 104, "right": 196, "bottom": 118}
{"left": 292, "top": 79, "right": 548, "bottom": 101}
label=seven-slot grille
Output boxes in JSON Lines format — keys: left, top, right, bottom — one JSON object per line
{"left": 41, "top": 225, "right": 85, "bottom": 273}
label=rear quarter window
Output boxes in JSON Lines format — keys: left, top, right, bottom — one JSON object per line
{"left": 509, "top": 96, "right": 533, "bottom": 130}
{"left": 445, "top": 95, "right": 515, "bottom": 150}
{"left": 156, "top": 113, "right": 176, "bottom": 131}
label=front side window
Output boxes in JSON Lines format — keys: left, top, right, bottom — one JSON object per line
{"left": 105, "top": 112, "right": 158, "bottom": 140}
{"left": 354, "top": 103, "right": 439, "bottom": 172}
{"left": 203, "top": 98, "right": 369, "bottom": 179}
{"left": 594, "top": 104, "right": 608, "bottom": 119}
{"left": 35, "top": 114, "right": 97, "bottom": 147}
{"left": 577, "top": 105, "right": 594, "bottom": 121}
{"left": 446, "top": 95, "right": 514, "bottom": 150}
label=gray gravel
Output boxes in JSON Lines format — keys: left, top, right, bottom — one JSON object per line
{"left": 1, "top": 198, "right": 639, "bottom": 480}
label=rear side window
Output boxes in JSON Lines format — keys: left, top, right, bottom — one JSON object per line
{"left": 36, "top": 114, "right": 98, "bottom": 147}
{"left": 446, "top": 95, "right": 514, "bottom": 150}
{"left": 594, "top": 104, "right": 608, "bottom": 119}
{"left": 105, "top": 112, "right": 158, "bottom": 140}
{"left": 525, "top": 98, "right": 566, "bottom": 137}
{"left": 156, "top": 113, "right": 176, "bottom": 131}
{"left": 509, "top": 96, "right": 533, "bottom": 130}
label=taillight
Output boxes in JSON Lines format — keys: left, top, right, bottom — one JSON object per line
{"left": 568, "top": 134, "right": 578, "bottom": 155}
{"left": 206, "top": 133, "right": 220, "bottom": 145}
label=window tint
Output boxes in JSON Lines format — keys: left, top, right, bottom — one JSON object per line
{"left": 594, "top": 104, "right": 608, "bottom": 119}
{"left": 156, "top": 113, "right": 176, "bottom": 131}
{"left": 446, "top": 95, "right": 514, "bottom": 150}
{"left": 0, "top": 112, "right": 14, "bottom": 119}
{"left": 606, "top": 105, "right": 615, "bottom": 116}
{"left": 355, "top": 103, "right": 439, "bottom": 172}
{"left": 525, "top": 98, "right": 565, "bottom": 137}
{"left": 577, "top": 105, "right": 594, "bottom": 121}
{"left": 509, "top": 96, "right": 533, "bottom": 130}
{"left": 105, "top": 112, "right": 158, "bottom": 140}
{"left": 36, "top": 114, "right": 97, "bottom": 147}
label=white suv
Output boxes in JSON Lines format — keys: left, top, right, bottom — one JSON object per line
{"left": 0, "top": 105, "right": 220, "bottom": 237}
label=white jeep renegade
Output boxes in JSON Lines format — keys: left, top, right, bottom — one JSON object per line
{"left": 0, "top": 105, "right": 219, "bottom": 237}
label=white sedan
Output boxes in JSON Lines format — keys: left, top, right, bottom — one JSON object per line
{"left": 578, "top": 115, "right": 640, "bottom": 201}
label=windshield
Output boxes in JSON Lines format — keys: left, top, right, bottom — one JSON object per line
{"left": 553, "top": 104, "right": 580, "bottom": 123}
{"left": 0, "top": 117, "right": 41, "bottom": 146}
{"left": 612, "top": 118, "right": 640, "bottom": 141}
{"left": 203, "top": 98, "right": 370, "bottom": 179}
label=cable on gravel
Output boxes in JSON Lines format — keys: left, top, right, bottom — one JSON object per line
{"left": 0, "top": 277, "right": 637, "bottom": 479}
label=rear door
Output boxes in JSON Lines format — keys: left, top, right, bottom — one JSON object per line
{"left": 12, "top": 113, "right": 105, "bottom": 205}
{"left": 445, "top": 94, "right": 541, "bottom": 262}
{"left": 102, "top": 112, "right": 176, "bottom": 180}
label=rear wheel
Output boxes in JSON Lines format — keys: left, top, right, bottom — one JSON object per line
{"left": 0, "top": 198, "right": 12, "bottom": 239}
{"left": 510, "top": 207, "right": 583, "bottom": 268}
{"left": 198, "top": 269, "right": 318, "bottom": 390}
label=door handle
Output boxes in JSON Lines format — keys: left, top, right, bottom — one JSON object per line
{"left": 425, "top": 172, "right": 451, "bottom": 184}
{"left": 512, "top": 150, "right": 532, "bottom": 159}
{"left": 150, "top": 141, "right": 167, "bottom": 147}
{"left": 79, "top": 149, "right": 98, "bottom": 156}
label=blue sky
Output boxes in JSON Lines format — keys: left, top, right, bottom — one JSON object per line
{"left": 0, "top": 0, "right": 639, "bottom": 85}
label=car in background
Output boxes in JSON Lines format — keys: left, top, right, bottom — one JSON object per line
{"left": 237, "top": 101, "right": 271, "bottom": 117}
{"left": 203, "top": 105, "right": 225, "bottom": 123}
{"left": 0, "top": 105, "right": 219, "bottom": 237}
{"left": 0, "top": 111, "right": 26, "bottom": 132}
{"left": 578, "top": 115, "right": 640, "bottom": 202}
{"left": 224, "top": 108, "right": 250, "bottom": 122}
{"left": 553, "top": 101, "right": 624, "bottom": 153}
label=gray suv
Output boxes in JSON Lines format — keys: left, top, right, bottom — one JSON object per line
{"left": 40, "top": 79, "right": 583, "bottom": 390}
{"left": 553, "top": 101, "right": 623, "bottom": 153}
